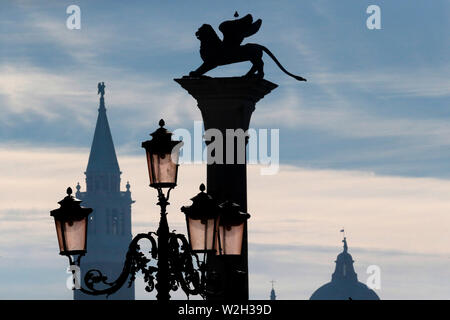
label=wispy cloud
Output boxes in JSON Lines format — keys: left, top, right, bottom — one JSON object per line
{"left": 254, "top": 87, "right": 450, "bottom": 144}
{"left": 1, "top": 145, "right": 450, "bottom": 256}
{"left": 0, "top": 63, "right": 198, "bottom": 130}
{"left": 314, "top": 68, "right": 450, "bottom": 98}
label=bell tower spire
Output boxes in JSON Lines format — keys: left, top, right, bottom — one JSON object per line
{"left": 75, "top": 82, "right": 134, "bottom": 300}
{"left": 85, "top": 82, "right": 121, "bottom": 193}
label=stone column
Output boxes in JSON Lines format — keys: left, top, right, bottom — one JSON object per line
{"left": 175, "top": 77, "right": 277, "bottom": 299}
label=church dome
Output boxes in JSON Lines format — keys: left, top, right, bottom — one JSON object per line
{"left": 310, "top": 237, "right": 380, "bottom": 300}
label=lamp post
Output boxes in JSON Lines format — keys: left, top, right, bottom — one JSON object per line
{"left": 51, "top": 120, "right": 204, "bottom": 300}
{"left": 181, "top": 183, "right": 220, "bottom": 254}
{"left": 217, "top": 201, "right": 250, "bottom": 256}
{"left": 141, "top": 118, "right": 182, "bottom": 300}
{"left": 181, "top": 184, "right": 250, "bottom": 298}
{"left": 181, "top": 183, "right": 222, "bottom": 297}
{"left": 50, "top": 187, "right": 92, "bottom": 265}
{"left": 50, "top": 119, "right": 251, "bottom": 300}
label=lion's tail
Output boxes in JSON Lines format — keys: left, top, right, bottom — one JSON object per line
{"left": 261, "top": 46, "right": 307, "bottom": 81}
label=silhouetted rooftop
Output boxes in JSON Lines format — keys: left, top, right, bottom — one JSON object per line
{"left": 310, "top": 237, "right": 380, "bottom": 300}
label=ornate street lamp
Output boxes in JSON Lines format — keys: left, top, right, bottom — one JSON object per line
{"left": 50, "top": 119, "right": 251, "bottom": 300}
{"left": 50, "top": 120, "right": 207, "bottom": 300}
{"left": 140, "top": 118, "right": 185, "bottom": 301}
{"left": 142, "top": 119, "right": 181, "bottom": 189}
{"left": 180, "top": 194, "right": 250, "bottom": 300}
{"left": 181, "top": 183, "right": 220, "bottom": 253}
{"left": 217, "top": 201, "right": 250, "bottom": 255}
{"left": 181, "top": 186, "right": 250, "bottom": 256}
{"left": 50, "top": 187, "right": 92, "bottom": 263}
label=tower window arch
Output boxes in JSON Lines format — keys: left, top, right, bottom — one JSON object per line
{"left": 112, "top": 215, "right": 118, "bottom": 235}
{"left": 108, "top": 209, "right": 124, "bottom": 236}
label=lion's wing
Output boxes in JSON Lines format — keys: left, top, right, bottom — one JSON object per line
{"left": 219, "top": 14, "right": 262, "bottom": 46}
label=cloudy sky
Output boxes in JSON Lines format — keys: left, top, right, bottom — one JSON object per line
{"left": 0, "top": 0, "right": 449, "bottom": 299}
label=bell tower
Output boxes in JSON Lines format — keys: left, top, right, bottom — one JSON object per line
{"left": 74, "top": 82, "right": 135, "bottom": 300}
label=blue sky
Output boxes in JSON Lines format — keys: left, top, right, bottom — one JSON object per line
{"left": 1, "top": 0, "right": 449, "bottom": 177}
{"left": 0, "top": 1, "right": 449, "bottom": 299}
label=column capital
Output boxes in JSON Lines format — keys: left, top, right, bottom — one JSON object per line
{"left": 174, "top": 77, "right": 277, "bottom": 103}
{"left": 175, "top": 77, "right": 277, "bottom": 131}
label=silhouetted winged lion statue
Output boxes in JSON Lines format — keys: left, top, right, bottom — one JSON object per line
{"left": 189, "top": 14, "right": 307, "bottom": 81}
